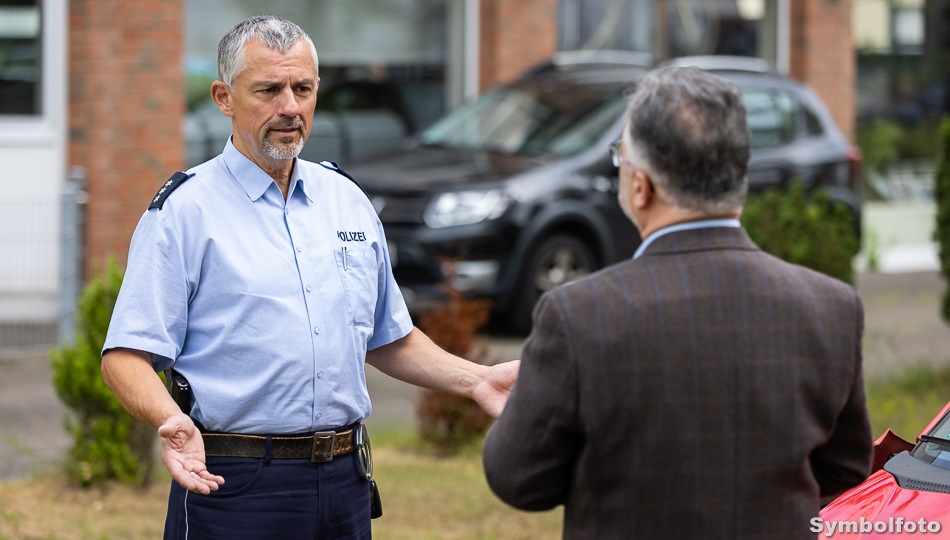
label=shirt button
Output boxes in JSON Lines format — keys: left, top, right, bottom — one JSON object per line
{"left": 317, "top": 370, "right": 324, "bottom": 379}
{"left": 313, "top": 327, "right": 320, "bottom": 335}
{"left": 297, "top": 245, "right": 303, "bottom": 252}
{"left": 306, "top": 285, "right": 312, "bottom": 293}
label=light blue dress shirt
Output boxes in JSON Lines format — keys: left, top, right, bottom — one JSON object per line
{"left": 633, "top": 218, "right": 742, "bottom": 259}
{"left": 103, "top": 140, "right": 413, "bottom": 434}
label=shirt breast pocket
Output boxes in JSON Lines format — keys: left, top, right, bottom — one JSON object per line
{"left": 334, "top": 246, "right": 379, "bottom": 328}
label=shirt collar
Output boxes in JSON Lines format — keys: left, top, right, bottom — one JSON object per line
{"left": 633, "top": 218, "right": 741, "bottom": 259}
{"left": 221, "top": 137, "right": 312, "bottom": 203}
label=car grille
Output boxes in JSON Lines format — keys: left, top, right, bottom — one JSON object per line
{"left": 373, "top": 194, "right": 429, "bottom": 225}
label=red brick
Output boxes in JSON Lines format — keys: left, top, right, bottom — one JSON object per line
{"left": 69, "top": 0, "right": 184, "bottom": 273}
{"left": 789, "top": 0, "right": 856, "bottom": 142}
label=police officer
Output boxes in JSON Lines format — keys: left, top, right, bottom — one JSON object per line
{"left": 101, "top": 15, "right": 518, "bottom": 539}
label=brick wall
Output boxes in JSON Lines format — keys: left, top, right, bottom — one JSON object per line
{"left": 478, "top": 0, "right": 559, "bottom": 91}
{"left": 69, "top": 0, "right": 184, "bottom": 276}
{"left": 789, "top": 0, "right": 856, "bottom": 142}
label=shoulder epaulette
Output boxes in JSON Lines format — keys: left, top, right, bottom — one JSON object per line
{"left": 319, "top": 161, "right": 367, "bottom": 197}
{"left": 148, "top": 172, "right": 194, "bottom": 210}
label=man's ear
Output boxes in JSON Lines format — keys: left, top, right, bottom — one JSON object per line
{"left": 210, "top": 81, "right": 234, "bottom": 118}
{"left": 632, "top": 170, "right": 653, "bottom": 209}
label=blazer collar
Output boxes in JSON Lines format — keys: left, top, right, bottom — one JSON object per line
{"left": 638, "top": 226, "right": 759, "bottom": 258}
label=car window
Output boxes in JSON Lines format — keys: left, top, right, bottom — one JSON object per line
{"left": 420, "top": 88, "right": 529, "bottom": 150}
{"left": 740, "top": 88, "right": 796, "bottom": 149}
{"left": 803, "top": 106, "right": 824, "bottom": 137}
{"left": 421, "top": 84, "right": 627, "bottom": 156}
{"left": 529, "top": 95, "right": 627, "bottom": 155}
{"left": 929, "top": 408, "right": 950, "bottom": 441}
{"left": 910, "top": 407, "right": 950, "bottom": 470}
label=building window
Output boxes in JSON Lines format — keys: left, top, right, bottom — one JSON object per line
{"left": 559, "top": 0, "right": 776, "bottom": 65}
{"left": 892, "top": 7, "right": 924, "bottom": 53}
{"left": 559, "top": 0, "right": 653, "bottom": 52}
{"left": 0, "top": 0, "right": 41, "bottom": 115}
{"left": 184, "top": 0, "right": 447, "bottom": 167}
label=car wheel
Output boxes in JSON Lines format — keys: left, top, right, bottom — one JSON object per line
{"left": 506, "top": 234, "right": 598, "bottom": 334}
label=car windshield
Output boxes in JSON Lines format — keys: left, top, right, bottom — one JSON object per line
{"left": 420, "top": 83, "right": 627, "bottom": 156}
{"left": 931, "top": 408, "right": 950, "bottom": 441}
{"left": 912, "top": 407, "right": 950, "bottom": 470}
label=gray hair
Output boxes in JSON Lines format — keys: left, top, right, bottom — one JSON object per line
{"left": 623, "top": 66, "right": 749, "bottom": 215}
{"left": 217, "top": 15, "right": 319, "bottom": 88}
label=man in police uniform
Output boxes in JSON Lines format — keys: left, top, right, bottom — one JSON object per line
{"left": 101, "top": 15, "right": 518, "bottom": 539}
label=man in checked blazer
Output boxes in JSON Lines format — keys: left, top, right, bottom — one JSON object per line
{"left": 482, "top": 66, "right": 872, "bottom": 539}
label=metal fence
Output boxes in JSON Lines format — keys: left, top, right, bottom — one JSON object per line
{"left": 868, "top": 159, "right": 936, "bottom": 202}
{"left": 0, "top": 169, "right": 85, "bottom": 358}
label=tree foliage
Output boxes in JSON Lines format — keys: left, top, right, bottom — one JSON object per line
{"left": 936, "top": 116, "right": 950, "bottom": 321}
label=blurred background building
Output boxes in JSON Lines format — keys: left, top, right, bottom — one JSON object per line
{"left": 0, "top": 0, "right": 947, "bottom": 352}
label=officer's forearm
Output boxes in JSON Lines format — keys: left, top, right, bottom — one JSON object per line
{"left": 101, "top": 347, "right": 183, "bottom": 429}
{"left": 366, "top": 327, "right": 489, "bottom": 399}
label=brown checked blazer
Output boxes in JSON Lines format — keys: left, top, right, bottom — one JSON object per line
{"left": 483, "top": 226, "right": 872, "bottom": 540}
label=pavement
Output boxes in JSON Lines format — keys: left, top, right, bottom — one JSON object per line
{"left": 1, "top": 200, "right": 945, "bottom": 482}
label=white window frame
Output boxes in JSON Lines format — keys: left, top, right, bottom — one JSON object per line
{"left": 0, "top": 0, "right": 67, "bottom": 147}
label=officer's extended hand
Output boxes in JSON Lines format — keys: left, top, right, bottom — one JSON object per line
{"left": 158, "top": 413, "right": 225, "bottom": 495}
{"left": 473, "top": 360, "right": 520, "bottom": 418}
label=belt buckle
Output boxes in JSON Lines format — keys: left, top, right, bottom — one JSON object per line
{"left": 310, "top": 431, "right": 336, "bottom": 463}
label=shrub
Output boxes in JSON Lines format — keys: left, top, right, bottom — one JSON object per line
{"left": 741, "top": 183, "right": 859, "bottom": 284}
{"left": 936, "top": 116, "right": 950, "bottom": 322}
{"left": 50, "top": 257, "right": 156, "bottom": 487}
{"left": 856, "top": 119, "right": 903, "bottom": 175}
{"left": 415, "top": 294, "right": 494, "bottom": 457}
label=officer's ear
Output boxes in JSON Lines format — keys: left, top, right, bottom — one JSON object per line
{"left": 211, "top": 80, "right": 235, "bottom": 118}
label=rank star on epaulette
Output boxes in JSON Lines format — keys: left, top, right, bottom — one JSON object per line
{"left": 148, "top": 172, "right": 194, "bottom": 210}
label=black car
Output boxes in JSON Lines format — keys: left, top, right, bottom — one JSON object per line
{"left": 347, "top": 52, "right": 863, "bottom": 333}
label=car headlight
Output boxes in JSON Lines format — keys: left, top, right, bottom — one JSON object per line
{"left": 423, "top": 189, "right": 510, "bottom": 228}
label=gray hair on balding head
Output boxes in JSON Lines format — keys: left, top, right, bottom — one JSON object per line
{"left": 217, "top": 15, "right": 319, "bottom": 87}
{"left": 624, "top": 66, "right": 750, "bottom": 215}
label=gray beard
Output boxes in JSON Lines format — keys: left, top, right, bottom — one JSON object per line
{"left": 262, "top": 135, "right": 305, "bottom": 160}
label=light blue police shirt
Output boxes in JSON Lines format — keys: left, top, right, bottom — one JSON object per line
{"left": 103, "top": 139, "right": 413, "bottom": 434}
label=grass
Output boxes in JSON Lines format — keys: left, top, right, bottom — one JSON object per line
{"left": 0, "top": 428, "right": 562, "bottom": 540}
{"left": 365, "top": 429, "right": 562, "bottom": 540}
{"left": 864, "top": 366, "right": 950, "bottom": 442}
{"left": 2, "top": 369, "right": 949, "bottom": 540}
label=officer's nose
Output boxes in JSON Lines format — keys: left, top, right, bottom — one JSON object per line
{"left": 276, "top": 87, "right": 301, "bottom": 118}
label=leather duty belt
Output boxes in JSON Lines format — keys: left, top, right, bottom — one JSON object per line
{"left": 202, "top": 427, "right": 355, "bottom": 463}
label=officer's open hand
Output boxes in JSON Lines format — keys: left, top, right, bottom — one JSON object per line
{"left": 472, "top": 360, "right": 520, "bottom": 418}
{"left": 158, "top": 413, "right": 225, "bottom": 495}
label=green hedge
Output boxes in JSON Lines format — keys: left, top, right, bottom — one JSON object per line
{"left": 741, "top": 183, "right": 859, "bottom": 285}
